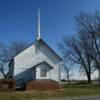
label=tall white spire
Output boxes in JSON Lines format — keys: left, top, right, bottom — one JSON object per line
{"left": 36, "top": 8, "right": 41, "bottom": 40}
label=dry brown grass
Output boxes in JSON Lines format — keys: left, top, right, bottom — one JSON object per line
{"left": 0, "top": 85, "right": 100, "bottom": 100}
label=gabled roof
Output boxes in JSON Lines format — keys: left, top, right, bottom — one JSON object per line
{"left": 12, "top": 38, "right": 62, "bottom": 61}
{"left": 32, "top": 61, "right": 53, "bottom": 69}
{"left": 38, "top": 39, "right": 62, "bottom": 61}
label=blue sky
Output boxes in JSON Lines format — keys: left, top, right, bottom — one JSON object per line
{"left": 0, "top": 0, "right": 100, "bottom": 53}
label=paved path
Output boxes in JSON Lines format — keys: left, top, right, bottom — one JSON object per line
{"left": 47, "top": 96, "right": 100, "bottom": 100}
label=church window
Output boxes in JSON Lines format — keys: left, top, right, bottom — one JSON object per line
{"left": 41, "top": 68, "right": 47, "bottom": 77}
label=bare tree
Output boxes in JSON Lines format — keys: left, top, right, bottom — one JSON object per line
{"left": 0, "top": 43, "right": 9, "bottom": 78}
{"left": 8, "top": 40, "right": 29, "bottom": 60}
{"left": 58, "top": 41, "right": 74, "bottom": 84}
{"left": 58, "top": 35, "right": 94, "bottom": 84}
{"left": 75, "top": 11, "right": 100, "bottom": 82}
{"left": 0, "top": 40, "right": 29, "bottom": 79}
{"left": 63, "top": 63, "right": 73, "bottom": 84}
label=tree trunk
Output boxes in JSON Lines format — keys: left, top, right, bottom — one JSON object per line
{"left": 66, "top": 70, "right": 70, "bottom": 85}
{"left": 87, "top": 73, "right": 91, "bottom": 84}
{"left": 98, "top": 70, "right": 100, "bottom": 84}
{"left": 67, "top": 74, "right": 70, "bottom": 84}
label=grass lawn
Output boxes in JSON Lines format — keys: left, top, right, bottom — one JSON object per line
{"left": 0, "top": 85, "right": 100, "bottom": 100}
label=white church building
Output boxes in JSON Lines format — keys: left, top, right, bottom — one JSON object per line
{"left": 9, "top": 10, "right": 63, "bottom": 87}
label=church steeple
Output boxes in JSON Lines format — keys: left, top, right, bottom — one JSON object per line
{"left": 36, "top": 8, "right": 41, "bottom": 40}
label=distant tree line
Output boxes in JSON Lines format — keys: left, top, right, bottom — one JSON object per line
{"left": 0, "top": 40, "right": 29, "bottom": 78}
{"left": 58, "top": 11, "right": 100, "bottom": 84}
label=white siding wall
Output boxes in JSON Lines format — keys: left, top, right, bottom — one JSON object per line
{"left": 50, "top": 65, "right": 59, "bottom": 82}
{"left": 40, "top": 43, "right": 61, "bottom": 64}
